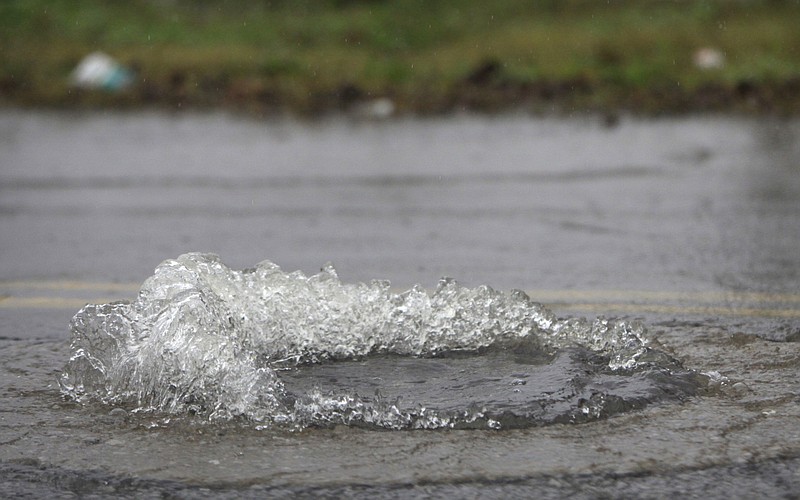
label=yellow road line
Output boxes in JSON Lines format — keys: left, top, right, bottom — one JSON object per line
{"left": 0, "top": 297, "right": 121, "bottom": 309}
{"left": 523, "top": 289, "right": 800, "bottom": 304}
{"left": 2, "top": 281, "right": 799, "bottom": 305}
{"left": 1, "top": 281, "right": 798, "bottom": 317}
{"left": 1, "top": 295, "right": 798, "bottom": 318}
{"left": 0, "top": 281, "right": 140, "bottom": 292}
{"left": 551, "top": 302, "right": 800, "bottom": 319}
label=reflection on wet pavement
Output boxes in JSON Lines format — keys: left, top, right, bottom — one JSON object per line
{"left": 0, "top": 111, "right": 798, "bottom": 496}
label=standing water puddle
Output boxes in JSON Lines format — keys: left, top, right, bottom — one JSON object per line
{"left": 60, "top": 253, "right": 707, "bottom": 429}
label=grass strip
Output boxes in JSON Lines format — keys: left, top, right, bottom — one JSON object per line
{"left": 2, "top": 0, "right": 799, "bottom": 115}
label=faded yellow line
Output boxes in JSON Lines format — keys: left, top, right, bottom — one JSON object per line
{"left": 1, "top": 281, "right": 798, "bottom": 318}
{"left": 0, "top": 297, "right": 122, "bottom": 309}
{"left": 551, "top": 302, "right": 800, "bottom": 318}
{"left": 524, "top": 289, "right": 800, "bottom": 304}
{"left": 2, "top": 281, "right": 799, "bottom": 305}
{"left": 0, "top": 280, "right": 140, "bottom": 292}
{"left": 1, "top": 295, "right": 798, "bottom": 318}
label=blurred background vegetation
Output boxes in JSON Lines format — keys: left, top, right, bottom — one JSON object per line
{"left": 1, "top": 0, "right": 799, "bottom": 115}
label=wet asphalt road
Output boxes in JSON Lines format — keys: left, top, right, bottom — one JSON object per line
{"left": 1, "top": 110, "right": 799, "bottom": 322}
{"left": 1, "top": 110, "right": 799, "bottom": 497}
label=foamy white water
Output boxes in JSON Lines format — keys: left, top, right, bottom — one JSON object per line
{"left": 60, "top": 253, "right": 702, "bottom": 428}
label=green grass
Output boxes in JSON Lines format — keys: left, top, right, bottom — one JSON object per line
{"left": 2, "top": 0, "right": 800, "bottom": 114}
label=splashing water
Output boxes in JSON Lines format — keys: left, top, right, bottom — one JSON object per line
{"left": 60, "top": 253, "right": 704, "bottom": 429}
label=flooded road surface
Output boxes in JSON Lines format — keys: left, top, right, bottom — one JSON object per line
{"left": 1, "top": 111, "right": 799, "bottom": 497}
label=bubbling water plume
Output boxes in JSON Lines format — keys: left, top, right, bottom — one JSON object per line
{"left": 60, "top": 253, "right": 698, "bottom": 428}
